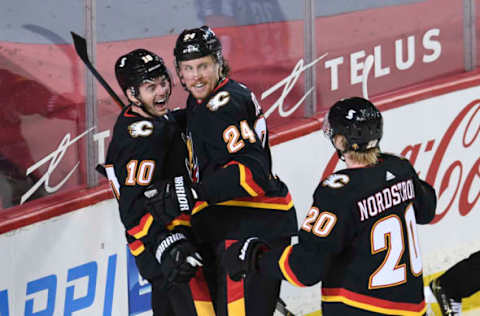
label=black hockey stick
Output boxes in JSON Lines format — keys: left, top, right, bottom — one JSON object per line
{"left": 71, "top": 31, "right": 125, "bottom": 108}
{"left": 275, "top": 297, "right": 296, "bottom": 316}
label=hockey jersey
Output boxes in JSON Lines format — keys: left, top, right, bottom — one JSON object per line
{"left": 184, "top": 78, "right": 297, "bottom": 242}
{"left": 104, "top": 105, "right": 188, "bottom": 280}
{"left": 259, "top": 153, "right": 436, "bottom": 315}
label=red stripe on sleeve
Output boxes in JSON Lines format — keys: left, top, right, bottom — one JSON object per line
{"left": 322, "top": 288, "right": 426, "bottom": 312}
{"left": 225, "top": 161, "right": 265, "bottom": 196}
{"left": 225, "top": 240, "right": 245, "bottom": 303}
{"left": 127, "top": 213, "right": 153, "bottom": 238}
{"left": 241, "top": 164, "right": 265, "bottom": 195}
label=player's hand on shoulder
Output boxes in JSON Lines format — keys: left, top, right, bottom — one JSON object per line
{"left": 169, "top": 108, "right": 187, "bottom": 130}
{"left": 223, "top": 237, "right": 269, "bottom": 281}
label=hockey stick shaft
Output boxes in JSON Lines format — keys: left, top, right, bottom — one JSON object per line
{"left": 71, "top": 31, "right": 125, "bottom": 108}
{"left": 276, "top": 297, "right": 296, "bottom": 316}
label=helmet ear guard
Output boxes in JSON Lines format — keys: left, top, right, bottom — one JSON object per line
{"left": 128, "top": 87, "right": 137, "bottom": 97}
{"left": 322, "top": 97, "right": 383, "bottom": 157}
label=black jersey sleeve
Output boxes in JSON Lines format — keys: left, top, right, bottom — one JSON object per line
{"left": 169, "top": 108, "right": 187, "bottom": 133}
{"left": 412, "top": 178, "right": 437, "bottom": 224}
{"left": 400, "top": 157, "right": 437, "bottom": 225}
{"left": 194, "top": 159, "right": 269, "bottom": 203}
{"left": 258, "top": 185, "right": 355, "bottom": 286}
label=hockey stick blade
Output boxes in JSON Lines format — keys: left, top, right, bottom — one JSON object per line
{"left": 275, "top": 297, "right": 296, "bottom": 316}
{"left": 71, "top": 31, "right": 125, "bottom": 108}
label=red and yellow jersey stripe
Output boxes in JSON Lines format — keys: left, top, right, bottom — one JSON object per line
{"left": 278, "top": 245, "right": 306, "bottom": 287}
{"left": 128, "top": 240, "right": 145, "bottom": 256}
{"left": 167, "top": 213, "right": 192, "bottom": 230}
{"left": 219, "top": 193, "right": 293, "bottom": 210}
{"left": 225, "top": 240, "right": 246, "bottom": 316}
{"left": 224, "top": 161, "right": 265, "bottom": 197}
{"left": 127, "top": 213, "right": 153, "bottom": 239}
{"left": 322, "top": 287, "right": 427, "bottom": 315}
{"left": 192, "top": 192, "right": 293, "bottom": 215}
{"left": 192, "top": 201, "right": 209, "bottom": 215}
{"left": 189, "top": 269, "right": 216, "bottom": 316}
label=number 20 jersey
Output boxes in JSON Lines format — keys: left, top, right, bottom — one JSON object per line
{"left": 260, "top": 153, "right": 436, "bottom": 315}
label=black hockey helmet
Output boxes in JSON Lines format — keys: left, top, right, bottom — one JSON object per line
{"left": 322, "top": 96, "right": 383, "bottom": 153}
{"left": 115, "top": 48, "right": 171, "bottom": 97}
{"left": 173, "top": 25, "right": 223, "bottom": 69}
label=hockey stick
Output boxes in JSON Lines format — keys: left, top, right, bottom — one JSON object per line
{"left": 275, "top": 297, "right": 296, "bottom": 316}
{"left": 70, "top": 31, "right": 125, "bottom": 108}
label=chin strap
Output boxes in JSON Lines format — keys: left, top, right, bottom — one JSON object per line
{"left": 331, "top": 138, "right": 347, "bottom": 161}
{"left": 335, "top": 149, "right": 346, "bottom": 161}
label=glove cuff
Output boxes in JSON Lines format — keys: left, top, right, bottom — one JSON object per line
{"left": 156, "top": 232, "right": 187, "bottom": 264}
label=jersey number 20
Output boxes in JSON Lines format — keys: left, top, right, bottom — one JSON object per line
{"left": 369, "top": 203, "right": 423, "bottom": 289}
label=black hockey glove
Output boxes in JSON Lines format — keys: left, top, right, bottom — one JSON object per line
{"left": 144, "top": 176, "right": 198, "bottom": 224}
{"left": 223, "top": 237, "right": 270, "bottom": 281}
{"left": 155, "top": 231, "right": 203, "bottom": 284}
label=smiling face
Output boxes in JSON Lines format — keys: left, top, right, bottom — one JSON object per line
{"left": 127, "top": 75, "right": 171, "bottom": 117}
{"left": 178, "top": 55, "right": 220, "bottom": 100}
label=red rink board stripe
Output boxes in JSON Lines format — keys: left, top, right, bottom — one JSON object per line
{"left": 1, "top": 70, "right": 480, "bottom": 234}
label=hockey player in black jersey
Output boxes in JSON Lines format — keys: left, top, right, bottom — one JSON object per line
{"left": 429, "top": 250, "right": 480, "bottom": 315}
{"left": 103, "top": 49, "right": 214, "bottom": 315}
{"left": 224, "top": 97, "right": 437, "bottom": 315}
{"left": 153, "top": 25, "right": 298, "bottom": 316}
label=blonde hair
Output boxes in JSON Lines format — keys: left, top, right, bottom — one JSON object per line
{"left": 335, "top": 135, "right": 380, "bottom": 165}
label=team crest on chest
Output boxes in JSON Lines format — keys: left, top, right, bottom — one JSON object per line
{"left": 207, "top": 91, "right": 230, "bottom": 111}
{"left": 128, "top": 120, "right": 154, "bottom": 137}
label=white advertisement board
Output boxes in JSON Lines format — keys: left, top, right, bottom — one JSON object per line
{"left": 0, "top": 200, "right": 128, "bottom": 315}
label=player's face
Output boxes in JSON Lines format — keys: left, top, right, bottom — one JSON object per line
{"left": 178, "top": 55, "right": 220, "bottom": 100}
{"left": 136, "top": 76, "right": 170, "bottom": 117}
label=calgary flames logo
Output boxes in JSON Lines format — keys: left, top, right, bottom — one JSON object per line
{"left": 207, "top": 91, "right": 230, "bottom": 111}
{"left": 128, "top": 121, "right": 153, "bottom": 138}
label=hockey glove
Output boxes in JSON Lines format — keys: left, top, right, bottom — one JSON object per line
{"left": 223, "top": 237, "right": 269, "bottom": 281}
{"left": 156, "top": 231, "right": 203, "bottom": 284}
{"left": 144, "top": 176, "right": 198, "bottom": 224}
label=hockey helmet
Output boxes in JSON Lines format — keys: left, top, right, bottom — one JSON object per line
{"left": 173, "top": 25, "right": 223, "bottom": 68}
{"left": 115, "top": 48, "right": 171, "bottom": 97}
{"left": 322, "top": 97, "right": 383, "bottom": 152}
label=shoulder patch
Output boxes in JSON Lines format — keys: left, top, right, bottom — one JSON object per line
{"left": 207, "top": 91, "right": 230, "bottom": 111}
{"left": 322, "top": 173, "right": 350, "bottom": 189}
{"left": 128, "top": 120, "right": 154, "bottom": 138}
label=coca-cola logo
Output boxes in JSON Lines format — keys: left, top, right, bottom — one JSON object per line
{"left": 321, "top": 99, "right": 480, "bottom": 224}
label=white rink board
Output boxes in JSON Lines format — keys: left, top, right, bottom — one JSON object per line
{"left": 0, "top": 200, "right": 129, "bottom": 316}
{"left": 1, "top": 86, "right": 479, "bottom": 315}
